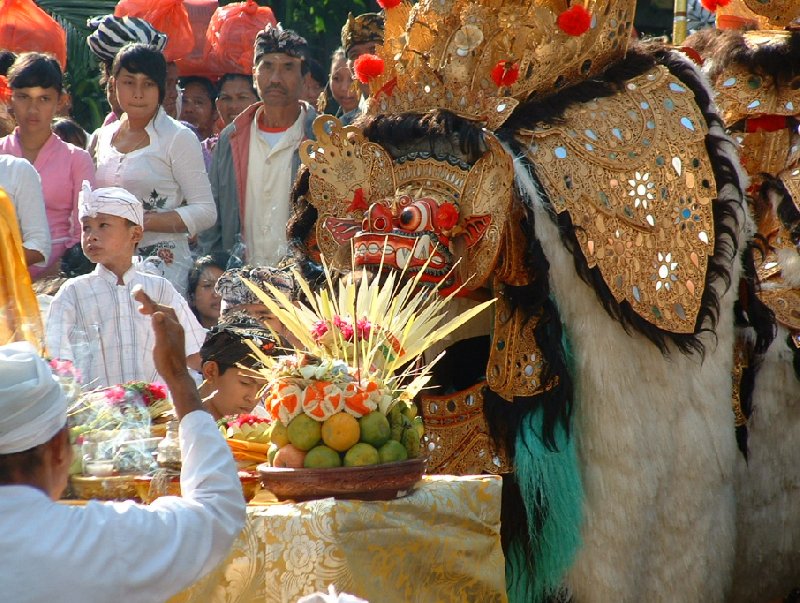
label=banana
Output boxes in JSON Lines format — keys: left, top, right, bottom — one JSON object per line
{"left": 413, "top": 415, "right": 424, "bottom": 439}
{"left": 389, "top": 404, "right": 405, "bottom": 441}
{"left": 401, "top": 424, "right": 421, "bottom": 459}
{"left": 401, "top": 401, "right": 418, "bottom": 420}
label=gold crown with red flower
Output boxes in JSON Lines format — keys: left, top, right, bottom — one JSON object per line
{"left": 713, "top": 0, "right": 800, "bottom": 30}
{"left": 355, "top": 0, "right": 636, "bottom": 129}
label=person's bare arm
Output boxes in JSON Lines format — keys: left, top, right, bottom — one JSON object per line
{"left": 23, "top": 248, "right": 44, "bottom": 266}
{"left": 133, "top": 287, "right": 202, "bottom": 419}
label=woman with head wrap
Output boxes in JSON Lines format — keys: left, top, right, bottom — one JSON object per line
{"left": 198, "top": 314, "right": 274, "bottom": 419}
{"left": 93, "top": 43, "right": 216, "bottom": 296}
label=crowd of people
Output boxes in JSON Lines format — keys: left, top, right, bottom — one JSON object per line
{"left": 0, "top": 10, "right": 385, "bottom": 395}
{"left": 0, "top": 10, "right": 386, "bottom": 600}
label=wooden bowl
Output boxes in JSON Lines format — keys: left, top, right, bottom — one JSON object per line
{"left": 134, "top": 471, "right": 260, "bottom": 503}
{"left": 70, "top": 474, "right": 139, "bottom": 501}
{"left": 257, "top": 458, "right": 427, "bottom": 502}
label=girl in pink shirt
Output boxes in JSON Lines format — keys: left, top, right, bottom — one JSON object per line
{"left": 0, "top": 53, "right": 95, "bottom": 279}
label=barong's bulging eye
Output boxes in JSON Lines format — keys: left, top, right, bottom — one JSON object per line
{"left": 399, "top": 206, "right": 422, "bottom": 230}
{"left": 399, "top": 201, "right": 432, "bottom": 233}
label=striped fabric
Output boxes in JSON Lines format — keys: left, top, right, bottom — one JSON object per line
{"left": 87, "top": 15, "right": 167, "bottom": 63}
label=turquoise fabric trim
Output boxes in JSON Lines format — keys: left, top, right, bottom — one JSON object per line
{"left": 507, "top": 407, "right": 583, "bottom": 602}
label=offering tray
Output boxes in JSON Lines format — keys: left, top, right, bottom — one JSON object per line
{"left": 134, "top": 471, "right": 260, "bottom": 503}
{"left": 70, "top": 474, "right": 138, "bottom": 501}
{"left": 257, "top": 457, "right": 426, "bottom": 502}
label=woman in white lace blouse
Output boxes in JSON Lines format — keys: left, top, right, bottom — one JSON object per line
{"left": 93, "top": 43, "right": 216, "bottom": 295}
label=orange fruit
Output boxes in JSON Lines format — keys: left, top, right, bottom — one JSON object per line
{"left": 270, "top": 421, "right": 290, "bottom": 447}
{"left": 321, "top": 412, "right": 360, "bottom": 452}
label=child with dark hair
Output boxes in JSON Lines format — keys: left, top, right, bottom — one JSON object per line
{"left": 198, "top": 313, "right": 274, "bottom": 419}
{"left": 93, "top": 43, "right": 216, "bottom": 296}
{"left": 0, "top": 52, "right": 95, "bottom": 280}
{"left": 179, "top": 75, "right": 218, "bottom": 141}
{"left": 52, "top": 117, "right": 88, "bottom": 149}
{"left": 0, "top": 50, "right": 17, "bottom": 76}
{"left": 187, "top": 252, "right": 239, "bottom": 329}
{"left": 46, "top": 183, "right": 205, "bottom": 388}
{"left": 302, "top": 56, "right": 327, "bottom": 106}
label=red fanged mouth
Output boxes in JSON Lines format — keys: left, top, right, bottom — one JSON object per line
{"left": 352, "top": 231, "right": 458, "bottom": 291}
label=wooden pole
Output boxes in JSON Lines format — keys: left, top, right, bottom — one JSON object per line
{"left": 673, "top": 0, "right": 689, "bottom": 45}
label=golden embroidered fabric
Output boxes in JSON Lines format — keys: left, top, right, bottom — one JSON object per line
{"left": 421, "top": 381, "right": 512, "bottom": 475}
{"left": 364, "top": 0, "right": 635, "bottom": 129}
{"left": 739, "top": 0, "right": 799, "bottom": 28}
{"left": 168, "top": 475, "right": 507, "bottom": 603}
{"left": 487, "top": 290, "right": 558, "bottom": 401}
{"left": 716, "top": 0, "right": 777, "bottom": 29}
{"left": 731, "top": 338, "right": 748, "bottom": 429}
{"left": 713, "top": 61, "right": 800, "bottom": 126}
{"left": 299, "top": 115, "right": 396, "bottom": 260}
{"left": 519, "top": 66, "right": 716, "bottom": 333}
{"left": 300, "top": 115, "right": 515, "bottom": 291}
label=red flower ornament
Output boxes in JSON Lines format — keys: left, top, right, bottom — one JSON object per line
{"left": 557, "top": 5, "right": 592, "bottom": 36}
{"left": 701, "top": 0, "right": 730, "bottom": 11}
{"left": 490, "top": 60, "right": 520, "bottom": 88}
{"left": 0, "top": 76, "right": 10, "bottom": 104}
{"left": 353, "top": 54, "right": 384, "bottom": 84}
{"left": 435, "top": 203, "right": 460, "bottom": 230}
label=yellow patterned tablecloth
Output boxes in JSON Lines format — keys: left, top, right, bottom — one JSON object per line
{"left": 169, "top": 474, "right": 507, "bottom": 603}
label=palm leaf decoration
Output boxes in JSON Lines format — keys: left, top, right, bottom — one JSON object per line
{"left": 243, "top": 254, "right": 495, "bottom": 416}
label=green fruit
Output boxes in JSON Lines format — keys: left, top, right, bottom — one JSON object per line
{"left": 389, "top": 405, "right": 405, "bottom": 441}
{"left": 270, "top": 421, "right": 290, "bottom": 447}
{"left": 359, "top": 411, "right": 391, "bottom": 447}
{"left": 268, "top": 443, "right": 280, "bottom": 465}
{"left": 378, "top": 440, "right": 408, "bottom": 464}
{"left": 304, "top": 445, "right": 343, "bottom": 468}
{"left": 402, "top": 426, "right": 421, "bottom": 459}
{"left": 343, "top": 442, "right": 379, "bottom": 467}
{"left": 287, "top": 414, "right": 322, "bottom": 451}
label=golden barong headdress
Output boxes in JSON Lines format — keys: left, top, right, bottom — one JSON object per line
{"left": 715, "top": 0, "right": 800, "bottom": 30}
{"left": 356, "top": 0, "right": 636, "bottom": 130}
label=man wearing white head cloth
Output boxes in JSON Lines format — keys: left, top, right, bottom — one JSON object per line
{"left": 0, "top": 290, "right": 246, "bottom": 602}
{"left": 45, "top": 182, "right": 205, "bottom": 388}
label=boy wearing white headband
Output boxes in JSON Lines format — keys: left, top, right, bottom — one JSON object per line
{"left": 45, "top": 182, "right": 205, "bottom": 387}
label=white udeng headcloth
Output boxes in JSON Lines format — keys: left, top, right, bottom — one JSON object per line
{"left": 78, "top": 180, "right": 143, "bottom": 227}
{"left": 0, "top": 342, "right": 67, "bottom": 454}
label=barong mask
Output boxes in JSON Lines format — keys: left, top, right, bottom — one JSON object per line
{"left": 299, "top": 115, "right": 513, "bottom": 295}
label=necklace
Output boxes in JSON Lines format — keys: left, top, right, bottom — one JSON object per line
{"left": 113, "top": 128, "right": 149, "bottom": 154}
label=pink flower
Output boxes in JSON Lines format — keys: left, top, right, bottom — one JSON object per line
{"left": 49, "top": 358, "right": 81, "bottom": 381}
{"left": 106, "top": 386, "right": 127, "bottom": 405}
{"left": 333, "top": 315, "right": 354, "bottom": 341}
{"left": 229, "top": 414, "right": 270, "bottom": 429}
{"left": 356, "top": 318, "right": 372, "bottom": 340}
{"left": 311, "top": 320, "right": 329, "bottom": 341}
